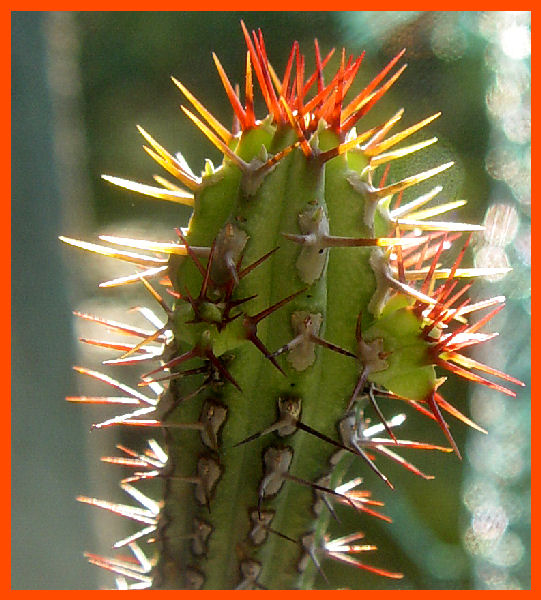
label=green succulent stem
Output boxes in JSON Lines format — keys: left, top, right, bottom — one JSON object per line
{"left": 64, "top": 26, "right": 522, "bottom": 590}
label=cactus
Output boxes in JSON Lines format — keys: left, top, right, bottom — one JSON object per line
{"left": 61, "top": 23, "right": 524, "bottom": 590}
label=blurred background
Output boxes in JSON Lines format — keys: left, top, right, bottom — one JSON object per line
{"left": 12, "top": 11, "right": 530, "bottom": 589}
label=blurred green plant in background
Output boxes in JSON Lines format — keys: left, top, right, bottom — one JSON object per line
{"left": 12, "top": 11, "right": 530, "bottom": 589}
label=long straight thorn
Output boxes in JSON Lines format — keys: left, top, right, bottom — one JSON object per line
{"left": 250, "top": 287, "right": 308, "bottom": 325}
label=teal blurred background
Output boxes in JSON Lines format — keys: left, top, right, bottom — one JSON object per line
{"left": 12, "top": 11, "right": 530, "bottom": 589}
